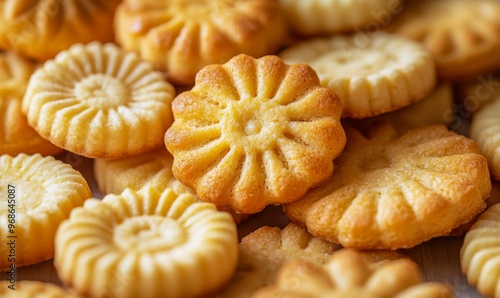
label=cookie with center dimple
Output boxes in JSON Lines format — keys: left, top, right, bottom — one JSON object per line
{"left": 461, "top": 204, "right": 500, "bottom": 298}
{"left": 0, "top": 281, "right": 80, "bottom": 297}
{"left": 387, "top": 0, "right": 500, "bottom": 81}
{"left": 0, "top": 154, "right": 91, "bottom": 271}
{"left": 114, "top": 0, "right": 287, "bottom": 85}
{"left": 278, "top": 0, "right": 403, "bottom": 36}
{"left": 165, "top": 54, "right": 346, "bottom": 214}
{"left": 0, "top": 52, "right": 62, "bottom": 156}
{"left": 285, "top": 123, "right": 491, "bottom": 249}
{"left": 253, "top": 249, "right": 453, "bottom": 298}
{"left": 279, "top": 33, "right": 436, "bottom": 119}
{"left": 55, "top": 187, "right": 238, "bottom": 298}
{"left": 22, "top": 42, "right": 175, "bottom": 159}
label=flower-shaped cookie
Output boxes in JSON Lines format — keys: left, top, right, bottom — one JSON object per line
{"left": 388, "top": 0, "right": 500, "bottom": 81}
{"left": 55, "top": 187, "right": 238, "bottom": 298}
{"left": 285, "top": 123, "right": 491, "bottom": 249}
{"left": 0, "top": 281, "right": 81, "bottom": 297}
{"left": 461, "top": 204, "right": 500, "bottom": 298}
{"left": 23, "top": 42, "right": 175, "bottom": 159}
{"left": 0, "top": 51, "right": 62, "bottom": 156}
{"left": 253, "top": 249, "right": 453, "bottom": 298}
{"left": 165, "top": 54, "right": 346, "bottom": 214}
{"left": 0, "top": 0, "right": 120, "bottom": 61}
{"left": 217, "top": 223, "right": 341, "bottom": 297}
{"left": 114, "top": 0, "right": 287, "bottom": 85}
{"left": 0, "top": 154, "right": 91, "bottom": 270}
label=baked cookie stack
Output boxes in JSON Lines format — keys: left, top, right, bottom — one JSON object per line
{"left": 1, "top": 0, "right": 500, "bottom": 297}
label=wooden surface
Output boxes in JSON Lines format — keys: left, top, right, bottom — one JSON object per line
{"left": 15, "top": 152, "right": 485, "bottom": 298}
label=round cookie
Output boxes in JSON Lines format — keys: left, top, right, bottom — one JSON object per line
{"left": 23, "top": 42, "right": 175, "bottom": 159}
{"left": 253, "top": 249, "right": 453, "bottom": 298}
{"left": 279, "top": 0, "right": 403, "bottom": 36}
{"left": 0, "top": 153, "right": 91, "bottom": 270}
{"left": 164, "top": 54, "right": 346, "bottom": 214}
{"left": 114, "top": 0, "right": 287, "bottom": 85}
{"left": 470, "top": 95, "right": 500, "bottom": 180}
{"left": 0, "top": 51, "right": 62, "bottom": 156}
{"left": 94, "top": 148, "right": 249, "bottom": 224}
{"left": 0, "top": 281, "right": 80, "bottom": 297}
{"left": 461, "top": 204, "right": 500, "bottom": 298}
{"left": 284, "top": 123, "right": 491, "bottom": 249}
{"left": 0, "top": 0, "right": 121, "bottom": 61}
{"left": 387, "top": 0, "right": 500, "bottom": 81}
{"left": 217, "top": 223, "right": 342, "bottom": 297}
{"left": 279, "top": 33, "right": 436, "bottom": 119}
{"left": 55, "top": 187, "right": 238, "bottom": 298}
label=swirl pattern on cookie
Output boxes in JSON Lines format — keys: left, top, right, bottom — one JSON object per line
{"left": 23, "top": 42, "right": 175, "bottom": 159}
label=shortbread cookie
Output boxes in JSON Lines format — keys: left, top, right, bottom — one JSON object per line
{"left": 0, "top": 281, "right": 80, "bottom": 297}
{"left": 55, "top": 187, "right": 238, "bottom": 298}
{"left": 94, "top": 148, "right": 249, "bottom": 224}
{"left": 346, "top": 84, "right": 453, "bottom": 135}
{"left": 165, "top": 54, "right": 346, "bottom": 214}
{"left": 285, "top": 123, "right": 491, "bottom": 249}
{"left": 470, "top": 95, "right": 500, "bottom": 180}
{"left": 387, "top": 0, "right": 500, "bottom": 81}
{"left": 0, "top": 52, "right": 62, "bottom": 156}
{"left": 0, "top": 154, "right": 91, "bottom": 270}
{"left": 279, "top": 33, "right": 436, "bottom": 119}
{"left": 461, "top": 204, "right": 500, "bottom": 298}
{"left": 279, "top": 0, "right": 403, "bottom": 36}
{"left": 216, "top": 223, "right": 342, "bottom": 297}
{"left": 23, "top": 42, "right": 175, "bottom": 159}
{"left": 114, "top": 0, "right": 287, "bottom": 85}
{"left": 0, "top": 0, "right": 120, "bottom": 61}
{"left": 254, "top": 249, "right": 453, "bottom": 298}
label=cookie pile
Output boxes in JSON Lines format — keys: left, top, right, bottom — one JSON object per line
{"left": 1, "top": 0, "right": 500, "bottom": 297}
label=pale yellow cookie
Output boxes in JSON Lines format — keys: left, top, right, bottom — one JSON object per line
{"left": 0, "top": 0, "right": 121, "bottom": 61}
{"left": 470, "top": 94, "right": 500, "bottom": 180}
{"left": 253, "top": 249, "right": 453, "bottom": 298}
{"left": 279, "top": 0, "right": 403, "bottom": 36}
{"left": 114, "top": 0, "right": 287, "bottom": 85}
{"left": 0, "top": 281, "right": 80, "bottom": 297}
{"left": 23, "top": 42, "right": 175, "bottom": 159}
{"left": 279, "top": 33, "right": 436, "bottom": 119}
{"left": 285, "top": 123, "right": 491, "bottom": 249}
{"left": 216, "top": 223, "right": 341, "bottom": 297}
{"left": 94, "top": 148, "right": 249, "bottom": 224}
{"left": 165, "top": 54, "right": 346, "bottom": 214}
{"left": 0, "top": 52, "right": 62, "bottom": 156}
{"left": 461, "top": 204, "right": 500, "bottom": 298}
{"left": 55, "top": 187, "right": 238, "bottom": 298}
{"left": 387, "top": 0, "right": 500, "bottom": 81}
{"left": 0, "top": 154, "right": 91, "bottom": 271}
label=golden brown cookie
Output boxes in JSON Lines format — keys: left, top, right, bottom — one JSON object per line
{"left": 0, "top": 281, "right": 80, "bottom": 297}
{"left": 165, "top": 54, "right": 346, "bottom": 214}
{"left": 23, "top": 42, "right": 175, "bottom": 159}
{"left": 461, "top": 203, "right": 500, "bottom": 298}
{"left": 0, "top": 0, "right": 121, "bottom": 61}
{"left": 94, "top": 148, "right": 249, "bottom": 224}
{"left": 470, "top": 94, "right": 500, "bottom": 180}
{"left": 114, "top": 0, "right": 287, "bottom": 85}
{"left": 387, "top": 0, "right": 500, "bottom": 81}
{"left": 279, "top": 0, "right": 403, "bottom": 36}
{"left": 285, "top": 123, "right": 491, "bottom": 249}
{"left": 55, "top": 187, "right": 238, "bottom": 298}
{"left": 0, "top": 51, "right": 62, "bottom": 156}
{"left": 253, "top": 249, "right": 453, "bottom": 298}
{"left": 216, "top": 223, "right": 341, "bottom": 297}
{"left": 0, "top": 153, "right": 91, "bottom": 271}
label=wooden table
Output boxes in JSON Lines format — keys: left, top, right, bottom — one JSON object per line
{"left": 15, "top": 153, "right": 485, "bottom": 298}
